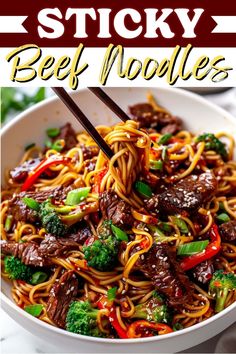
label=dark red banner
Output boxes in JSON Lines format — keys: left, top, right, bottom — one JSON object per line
{"left": 0, "top": 0, "right": 236, "bottom": 47}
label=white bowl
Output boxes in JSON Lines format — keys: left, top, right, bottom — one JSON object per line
{"left": 1, "top": 88, "right": 236, "bottom": 353}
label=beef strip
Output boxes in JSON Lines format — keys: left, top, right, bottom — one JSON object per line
{"left": 136, "top": 243, "right": 193, "bottom": 306}
{"left": 38, "top": 234, "right": 80, "bottom": 257}
{"left": 83, "top": 157, "right": 97, "bottom": 172}
{"left": 9, "top": 198, "right": 38, "bottom": 223}
{"left": 146, "top": 171, "right": 217, "bottom": 215}
{"left": 99, "top": 189, "right": 134, "bottom": 229}
{"left": 23, "top": 185, "right": 71, "bottom": 202}
{"left": 67, "top": 222, "right": 93, "bottom": 244}
{"left": 213, "top": 257, "right": 226, "bottom": 271}
{"left": 160, "top": 122, "right": 182, "bottom": 135}
{"left": 158, "top": 114, "right": 182, "bottom": 135}
{"left": 191, "top": 260, "right": 214, "bottom": 284}
{"left": 10, "top": 158, "right": 42, "bottom": 183}
{"left": 46, "top": 270, "right": 78, "bottom": 328}
{"left": 8, "top": 185, "right": 72, "bottom": 223}
{"left": 53, "top": 123, "right": 78, "bottom": 151}
{"left": 129, "top": 103, "right": 183, "bottom": 134}
{"left": 80, "top": 144, "right": 99, "bottom": 160}
{"left": 129, "top": 104, "right": 157, "bottom": 127}
{"left": 145, "top": 195, "right": 159, "bottom": 215}
{"left": 1, "top": 240, "right": 52, "bottom": 267}
{"left": 219, "top": 220, "right": 236, "bottom": 244}
{"left": 1, "top": 231, "right": 81, "bottom": 265}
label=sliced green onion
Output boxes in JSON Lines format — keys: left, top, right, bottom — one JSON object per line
{"left": 31, "top": 272, "right": 48, "bottom": 285}
{"left": 111, "top": 224, "right": 128, "bottom": 242}
{"left": 149, "top": 225, "right": 165, "bottom": 238}
{"left": 45, "top": 139, "right": 64, "bottom": 151}
{"left": 22, "top": 197, "right": 40, "bottom": 211}
{"left": 219, "top": 202, "right": 226, "bottom": 211}
{"left": 45, "top": 140, "right": 52, "bottom": 149}
{"left": 161, "top": 146, "right": 168, "bottom": 161}
{"left": 148, "top": 225, "right": 176, "bottom": 243}
{"left": 51, "top": 139, "right": 65, "bottom": 152}
{"left": 150, "top": 160, "right": 163, "bottom": 171}
{"left": 107, "top": 286, "right": 117, "bottom": 301}
{"left": 173, "top": 323, "right": 183, "bottom": 331}
{"left": 216, "top": 213, "right": 230, "bottom": 224}
{"left": 158, "top": 133, "right": 172, "bottom": 145}
{"left": 135, "top": 181, "right": 152, "bottom": 198}
{"left": 158, "top": 222, "right": 172, "bottom": 233}
{"left": 65, "top": 187, "right": 91, "bottom": 206}
{"left": 5, "top": 215, "right": 13, "bottom": 232}
{"left": 46, "top": 127, "right": 60, "bottom": 138}
{"left": 25, "top": 143, "right": 35, "bottom": 151}
{"left": 172, "top": 216, "right": 189, "bottom": 234}
{"left": 177, "top": 240, "right": 209, "bottom": 256}
{"left": 24, "top": 304, "right": 43, "bottom": 317}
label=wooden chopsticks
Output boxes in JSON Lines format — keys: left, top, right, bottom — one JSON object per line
{"left": 52, "top": 87, "right": 114, "bottom": 160}
{"left": 88, "top": 87, "right": 129, "bottom": 123}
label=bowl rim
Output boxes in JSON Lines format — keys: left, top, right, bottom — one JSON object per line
{"left": 1, "top": 287, "right": 236, "bottom": 344}
{"left": 1, "top": 87, "right": 236, "bottom": 344}
{"left": 1, "top": 87, "right": 236, "bottom": 136}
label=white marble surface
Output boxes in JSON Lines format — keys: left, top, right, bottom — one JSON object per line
{"left": 1, "top": 88, "right": 236, "bottom": 354}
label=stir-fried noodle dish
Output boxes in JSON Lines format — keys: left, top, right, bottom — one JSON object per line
{"left": 1, "top": 94, "right": 236, "bottom": 339}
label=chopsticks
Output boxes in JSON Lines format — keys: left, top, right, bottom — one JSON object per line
{"left": 88, "top": 87, "right": 129, "bottom": 123}
{"left": 52, "top": 87, "right": 130, "bottom": 161}
{"left": 52, "top": 87, "right": 114, "bottom": 160}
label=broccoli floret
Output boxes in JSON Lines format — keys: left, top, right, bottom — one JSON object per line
{"left": 39, "top": 200, "right": 67, "bottom": 236}
{"left": 4, "top": 256, "right": 33, "bottom": 282}
{"left": 196, "top": 133, "right": 227, "bottom": 159}
{"left": 83, "top": 237, "right": 118, "bottom": 271}
{"left": 132, "top": 291, "right": 172, "bottom": 324}
{"left": 39, "top": 199, "right": 97, "bottom": 237}
{"left": 209, "top": 270, "right": 236, "bottom": 313}
{"left": 66, "top": 301, "right": 102, "bottom": 336}
{"left": 83, "top": 220, "right": 120, "bottom": 271}
{"left": 89, "top": 326, "right": 108, "bottom": 338}
{"left": 152, "top": 290, "right": 165, "bottom": 303}
{"left": 98, "top": 220, "right": 112, "bottom": 240}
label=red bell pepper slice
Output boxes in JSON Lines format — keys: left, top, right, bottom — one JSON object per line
{"left": 127, "top": 320, "right": 173, "bottom": 338}
{"left": 180, "top": 223, "right": 221, "bottom": 271}
{"left": 140, "top": 238, "right": 151, "bottom": 250}
{"left": 21, "top": 155, "right": 71, "bottom": 191}
{"left": 108, "top": 306, "right": 128, "bottom": 339}
{"left": 97, "top": 295, "right": 128, "bottom": 339}
{"left": 92, "top": 168, "right": 108, "bottom": 194}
